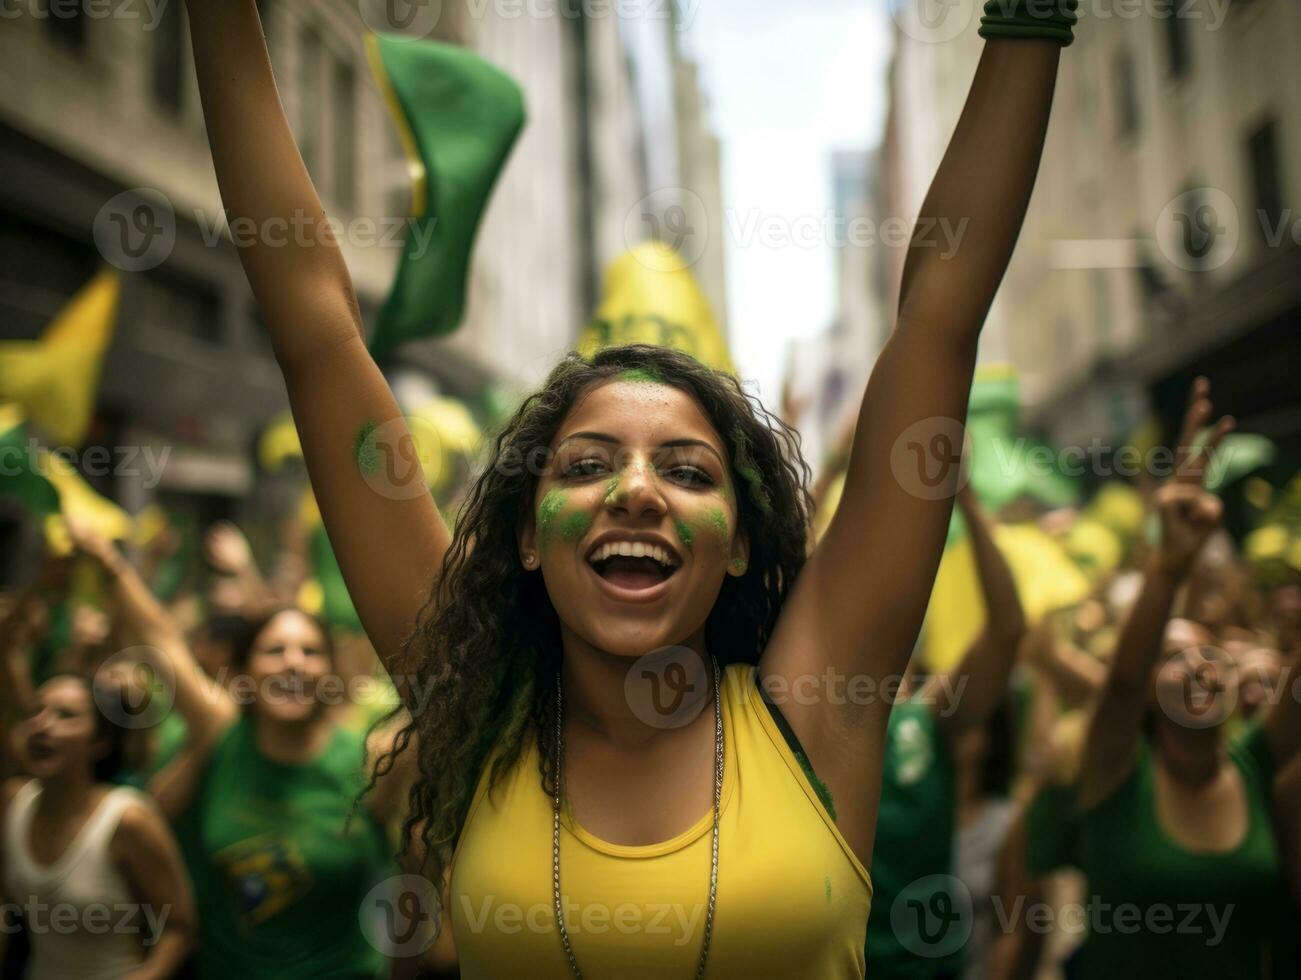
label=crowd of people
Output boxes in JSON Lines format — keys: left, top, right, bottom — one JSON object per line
{"left": 2, "top": 380, "right": 1298, "bottom": 978}
{"left": 2, "top": 0, "right": 1298, "bottom": 977}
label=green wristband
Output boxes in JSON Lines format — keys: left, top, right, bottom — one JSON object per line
{"left": 979, "top": 0, "right": 1078, "bottom": 45}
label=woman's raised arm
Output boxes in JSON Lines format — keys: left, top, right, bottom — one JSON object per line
{"left": 763, "top": 36, "right": 1060, "bottom": 744}
{"left": 183, "top": 0, "right": 449, "bottom": 674}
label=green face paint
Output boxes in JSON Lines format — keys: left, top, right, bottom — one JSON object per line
{"left": 558, "top": 510, "right": 592, "bottom": 541}
{"left": 354, "top": 421, "right": 379, "bottom": 475}
{"left": 704, "top": 507, "right": 729, "bottom": 540}
{"left": 537, "top": 488, "right": 567, "bottom": 549}
{"left": 673, "top": 518, "right": 695, "bottom": 551}
{"left": 603, "top": 475, "right": 620, "bottom": 503}
{"left": 618, "top": 366, "right": 665, "bottom": 385}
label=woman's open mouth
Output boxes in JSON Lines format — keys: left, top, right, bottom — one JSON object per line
{"left": 586, "top": 537, "right": 682, "bottom": 597}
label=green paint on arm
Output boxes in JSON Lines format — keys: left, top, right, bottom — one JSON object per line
{"left": 618, "top": 367, "right": 665, "bottom": 385}
{"left": 673, "top": 518, "right": 695, "bottom": 551}
{"left": 354, "top": 421, "right": 379, "bottom": 475}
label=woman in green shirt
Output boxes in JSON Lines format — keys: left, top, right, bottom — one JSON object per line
{"left": 1076, "top": 379, "right": 1300, "bottom": 980}
{"left": 70, "top": 526, "right": 416, "bottom": 980}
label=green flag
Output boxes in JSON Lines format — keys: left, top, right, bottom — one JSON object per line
{"left": 309, "top": 522, "right": 364, "bottom": 632}
{"left": 0, "top": 405, "right": 59, "bottom": 519}
{"left": 365, "top": 34, "right": 525, "bottom": 358}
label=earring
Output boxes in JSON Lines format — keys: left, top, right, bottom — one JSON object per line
{"left": 522, "top": 552, "right": 537, "bottom": 569}
{"left": 729, "top": 558, "right": 747, "bottom": 575}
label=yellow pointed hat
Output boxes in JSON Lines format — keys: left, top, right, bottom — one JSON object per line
{"left": 577, "top": 242, "right": 734, "bottom": 374}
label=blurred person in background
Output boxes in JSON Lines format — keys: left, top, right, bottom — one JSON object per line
{"left": 0, "top": 569, "right": 195, "bottom": 978}
{"left": 1074, "top": 380, "right": 1298, "bottom": 979}
{"left": 67, "top": 522, "right": 417, "bottom": 980}
{"left": 865, "top": 482, "right": 1027, "bottom": 978}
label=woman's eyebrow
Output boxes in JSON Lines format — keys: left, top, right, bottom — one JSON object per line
{"left": 659, "top": 439, "right": 725, "bottom": 466}
{"left": 556, "top": 431, "right": 620, "bottom": 449}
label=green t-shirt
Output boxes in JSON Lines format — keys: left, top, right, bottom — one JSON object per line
{"left": 1025, "top": 781, "right": 1083, "bottom": 876}
{"left": 1077, "top": 725, "right": 1289, "bottom": 980}
{"left": 175, "top": 717, "right": 393, "bottom": 979}
{"left": 865, "top": 699, "right": 959, "bottom": 978}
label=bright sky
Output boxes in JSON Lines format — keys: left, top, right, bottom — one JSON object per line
{"left": 681, "top": 0, "right": 893, "bottom": 403}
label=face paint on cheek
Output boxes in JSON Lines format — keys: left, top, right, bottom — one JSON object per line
{"left": 603, "top": 475, "right": 621, "bottom": 503}
{"left": 704, "top": 507, "right": 730, "bottom": 541}
{"left": 559, "top": 511, "right": 593, "bottom": 541}
{"left": 673, "top": 518, "right": 696, "bottom": 552}
{"left": 537, "top": 489, "right": 567, "bottom": 551}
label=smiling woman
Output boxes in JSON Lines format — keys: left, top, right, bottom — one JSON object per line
{"left": 179, "top": 0, "right": 1068, "bottom": 974}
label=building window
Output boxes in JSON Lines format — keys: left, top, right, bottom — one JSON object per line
{"left": 1113, "top": 48, "right": 1140, "bottom": 140}
{"left": 1159, "top": 0, "right": 1191, "bottom": 79}
{"left": 45, "top": 0, "right": 87, "bottom": 50}
{"left": 1247, "top": 118, "right": 1284, "bottom": 238}
{"left": 152, "top": 0, "right": 186, "bottom": 115}
{"left": 298, "top": 23, "right": 324, "bottom": 180}
{"left": 332, "top": 56, "right": 357, "bottom": 212}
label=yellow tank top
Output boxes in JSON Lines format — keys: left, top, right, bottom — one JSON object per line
{"left": 450, "top": 663, "right": 872, "bottom": 978}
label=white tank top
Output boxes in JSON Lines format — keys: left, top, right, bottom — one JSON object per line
{"left": 3, "top": 781, "right": 148, "bottom": 979}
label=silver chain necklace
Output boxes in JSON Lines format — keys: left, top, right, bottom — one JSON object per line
{"left": 552, "top": 656, "right": 723, "bottom": 979}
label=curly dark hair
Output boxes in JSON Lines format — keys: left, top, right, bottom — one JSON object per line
{"left": 366, "top": 344, "right": 812, "bottom": 898}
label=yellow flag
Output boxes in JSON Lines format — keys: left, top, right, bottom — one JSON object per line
{"left": 39, "top": 449, "right": 133, "bottom": 554}
{"left": 258, "top": 411, "right": 303, "bottom": 473}
{"left": 0, "top": 269, "right": 120, "bottom": 446}
{"left": 577, "top": 243, "right": 734, "bottom": 373}
{"left": 923, "top": 523, "right": 1092, "bottom": 672}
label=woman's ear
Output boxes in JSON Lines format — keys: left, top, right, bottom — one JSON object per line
{"left": 519, "top": 517, "right": 539, "bottom": 570}
{"left": 727, "top": 528, "right": 750, "bottom": 577}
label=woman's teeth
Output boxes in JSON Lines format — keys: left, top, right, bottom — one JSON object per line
{"left": 589, "top": 541, "right": 677, "bottom": 567}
